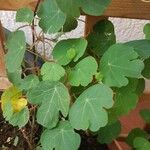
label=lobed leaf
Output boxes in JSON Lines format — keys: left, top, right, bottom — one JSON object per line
{"left": 99, "top": 44, "right": 144, "bottom": 87}
{"left": 68, "top": 56, "right": 98, "bottom": 86}
{"left": 41, "top": 121, "right": 81, "bottom": 150}
{"left": 5, "top": 31, "right": 26, "bottom": 72}
{"left": 52, "top": 38, "right": 87, "bottom": 66}
{"left": 41, "top": 62, "right": 65, "bottom": 81}
{"left": 69, "top": 84, "right": 113, "bottom": 131}
{"left": 27, "top": 81, "right": 70, "bottom": 128}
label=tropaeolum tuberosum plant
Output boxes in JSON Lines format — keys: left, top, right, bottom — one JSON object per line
{"left": 1, "top": 0, "right": 150, "bottom": 149}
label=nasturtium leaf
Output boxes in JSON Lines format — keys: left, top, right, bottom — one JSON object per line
{"left": 41, "top": 121, "right": 81, "bottom": 150}
{"left": 9, "top": 107, "right": 29, "bottom": 128}
{"left": 143, "top": 23, "right": 150, "bottom": 40}
{"left": 56, "top": 0, "right": 80, "bottom": 17}
{"left": 3, "top": 101, "right": 13, "bottom": 121}
{"left": 68, "top": 56, "right": 98, "bottom": 86}
{"left": 99, "top": 44, "right": 144, "bottom": 87}
{"left": 125, "top": 40, "right": 150, "bottom": 59}
{"left": 87, "top": 20, "right": 116, "bottom": 57}
{"left": 142, "top": 58, "right": 150, "bottom": 79}
{"left": 126, "top": 128, "right": 149, "bottom": 147}
{"left": 108, "top": 92, "right": 138, "bottom": 122}
{"left": 7, "top": 68, "right": 22, "bottom": 87}
{"left": 69, "top": 84, "right": 113, "bottom": 131}
{"left": 133, "top": 137, "right": 150, "bottom": 150}
{"left": 97, "top": 120, "right": 121, "bottom": 144}
{"left": 19, "top": 75, "right": 39, "bottom": 91}
{"left": 62, "top": 17, "right": 78, "bottom": 32}
{"left": 140, "top": 109, "right": 150, "bottom": 124}
{"left": 41, "top": 62, "right": 65, "bottom": 81}
{"left": 55, "top": 0, "right": 80, "bottom": 32}
{"left": 108, "top": 79, "right": 141, "bottom": 122}
{"left": 16, "top": 7, "right": 34, "bottom": 24}
{"left": 78, "top": 0, "right": 111, "bottom": 16}
{"left": 53, "top": 38, "right": 87, "bottom": 65}
{"left": 37, "top": 0, "right": 66, "bottom": 33}
{"left": 27, "top": 81, "right": 70, "bottom": 128}
{"left": 5, "top": 31, "right": 26, "bottom": 72}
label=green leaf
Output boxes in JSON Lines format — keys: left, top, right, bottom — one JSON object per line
{"left": 68, "top": 56, "right": 98, "bottom": 86}
{"left": 87, "top": 20, "right": 116, "bottom": 57}
{"left": 52, "top": 38, "right": 87, "bottom": 65}
{"left": 142, "top": 58, "right": 150, "bottom": 79}
{"left": 19, "top": 75, "right": 39, "bottom": 91}
{"left": 41, "top": 62, "right": 65, "bottom": 81}
{"left": 108, "top": 92, "right": 138, "bottom": 122}
{"left": 41, "top": 121, "right": 81, "bottom": 150}
{"left": 37, "top": 0, "right": 66, "bottom": 33}
{"left": 27, "top": 81, "right": 70, "bottom": 128}
{"left": 5, "top": 31, "right": 26, "bottom": 72}
{"left": 126, "top": 128, "right": 149, "bottom": 147}
{"left": 69, "top": 84, "right": 113, "bottom": 131}
{"left": 62, "top": 17, "right": 78, "bottom": 32}
{"left": 140, "top": 109, "right": 150, "bottom": 124}
{"left": 99, "top": 44, "right": 144, "bottom": 87}
{"left": 7, "top": 69, "right": 22, "bottom": 87}
{"left": 134, "top": 137, "right": 150, "bottom": 150}
{"left": 78, "top": 0, "right": 111, "bottom": 16}
{"left": 55, "top": 0, "right": 80, "bottom": 32}
{"left": 3, "top": 101, "right": 13, "bottom": 121}
{"left": 143, "top": 23, "right": 150, "bottom": 40}
{"left": 56, "top": 0, "right": 80, "bottom": 18}
{"left": 97, "top": 120, "right": 121, "bottom": 144}
{"left": 9, "top": 107, "right": 29, "bottom": 128}
{"left": 16, "top": 7, "right": 34, "bottom": 24}
{"left": 125, "top": 40, "right": 150, "bottom": 59}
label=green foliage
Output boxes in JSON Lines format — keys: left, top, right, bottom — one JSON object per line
{"left": 140, "top": 109, "right": 150, "bottom": 123}
{"left": 16, "top": 7, "right": 34, "bottom": 24}
{"left": 37, "top": 0, "right": 66, "bottom": 33}
{"left": 68, "top": 56, "right": 98, "bottom": 86}
{"left": 142, "top": 58, "right": 150, "bottom": 79}
{"left": 125, "top": 40, "right": 150, "bottom": 59}
{"left": 52, "top": 38, "right": 87, "bottom": 65}
{"left": 19, "top": 75, "right": 39, "bottom": 91}
{"left": 87, "top": 20, "right": 116, "bottom": 57}
{"left": 69, "top": 84, "right": 113, "bottom": 131}
{"left": 40, "top": 121, "right": 81, "bottom": 150}
{"left": 133, "top": 137, "right": 150, "bottom": 150}
{"left": 2, "top": 1, "right": 150, "bottom": 149}
{"left": 143, "top": 23, "right": 150, "bottom": 40}
{"left": 126, "top": 128, "right": 149, "bottom": 147}
{"left": 108, "top": 79, "right": 143, "bottom": 122}
{"left": 78, "top": 0, "right": 111, "bottom": 16}
{"left": 9, "top": 107, "right": 29, "bottom": 128}
{"left": 27, "top": 81, "right": 70, "bottom": 128}
{"left": 99, "top": 44, "right": 144, "bottom": 87}
{"left": 5, "top": 31, "right": 26, "bottom": 72}
{"left": 41, "top": 62, "right": 65, "bottom": 81}
{"left": 97, "top": 120, "right": 121, "bottom": 144}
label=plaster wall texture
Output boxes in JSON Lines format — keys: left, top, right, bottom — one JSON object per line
{"left": 0, "top": 11, "right": 150, "bottom": 92}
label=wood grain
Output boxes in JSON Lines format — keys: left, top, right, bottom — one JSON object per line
{"left": 0, "top": 0, "right": 150, "bottom": 20}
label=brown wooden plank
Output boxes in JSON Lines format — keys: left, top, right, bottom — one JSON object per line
{"left": 0, "top": 0, "right": 37, "bottom": 11}
{"left": 104, "top": 0, "right": 150, "bottom": 20}
{"left": 1, "top": 0, "right": 150, "bottom": 20}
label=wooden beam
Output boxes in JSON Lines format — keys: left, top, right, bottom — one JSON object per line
{"left": 0, "top": 0, "right": 150, "bottom": 20}
{"left": 0, "top": 0, "right": 37, "bottom": 11}
{"left": 105, "top": 0, "right": 150, "bottom": 20}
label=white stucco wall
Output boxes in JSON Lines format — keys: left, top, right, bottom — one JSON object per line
{"left": 0, "top": 11, "right": 150, "bottom": 92}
